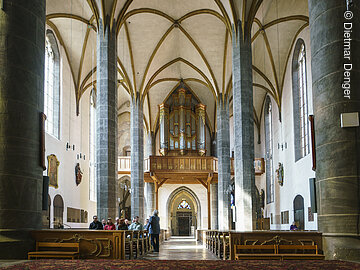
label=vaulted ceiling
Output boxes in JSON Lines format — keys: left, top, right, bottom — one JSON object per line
{"left": 46, "top": 0, "right": 309, "bottom": 134}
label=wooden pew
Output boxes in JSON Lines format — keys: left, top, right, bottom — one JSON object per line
{"left": 28, "top": 242, "right": 80, "bottom": 260}
{"left": 31, "top": 230, "right": 126, "bottom": 259}
{"left": 278, "top": 244, "right": 325, "bottom": 260}
{"left": 220, "top": 232, "right": 230, "bottom": 260}
{"left": 234, "top": 244, "right": 281, "bottom": 260}
{"left": 229, "top": 231, "right": 324, "bottom": 260}
{"left": 125, "top": 231, "right": 134, "bottom": 259}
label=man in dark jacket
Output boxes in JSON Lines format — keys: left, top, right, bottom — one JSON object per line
{"left": 149, "top": 210, "right": 160, "bottom": 252}
{"left": 89, "top": 215, "right": 103, "bottom": 230}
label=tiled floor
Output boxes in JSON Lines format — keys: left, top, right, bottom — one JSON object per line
{"left": 142, "top": 236, "right": 219, "bottom": 260}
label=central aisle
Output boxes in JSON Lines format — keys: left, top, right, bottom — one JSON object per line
{"left": 142, "top": 236, "right": 219, "bottom": 260}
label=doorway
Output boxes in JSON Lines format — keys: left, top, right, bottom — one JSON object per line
{"left": 177, "top": 212, "right": 192, "bottom": 236}
{"left": 293, "top": 195, "right": 304, "bottom": 230}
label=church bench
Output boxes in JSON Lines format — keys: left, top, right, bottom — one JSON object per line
{"left": 28, "top": 242, "right": 80, "bottom": 260}
{"left": 125, "top": 231, "right": 134, "bottom": 259}
{"left": 278, "top": 244, "right": 325, "bottom": 260}
{"left": 234, "top": 244, "right": 281, "bottom": 260}
{"left": 221, "top": 232, "right": 230, "bottom": 260}
{"left": 229, "top": 231, "right": 324, "bottom": 260}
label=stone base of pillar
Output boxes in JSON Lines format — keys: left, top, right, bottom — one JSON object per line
{"left": 323, "top": 236, "right": 360, "bottom": 262}
{"left": 0, "top": 230, "right": 34, "bottom": 259}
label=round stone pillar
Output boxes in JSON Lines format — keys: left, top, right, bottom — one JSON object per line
{"left": 0, "top": 0, "right": 45, "bottom": 258}
{"left": 308, "top": 0, "right": 360, "bottom": 261}
{"left": 130, "top": 94, "right": 144, "bottom": 221}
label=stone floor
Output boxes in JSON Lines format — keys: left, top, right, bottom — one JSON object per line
{"left": 0, "top": 236, "right": 217, "bottom": 267}
{"left": 0, "top": 260, "right": 27, "bottom": 268}
{"left": 142, "top": 236, "right": 219, "bottom": 260}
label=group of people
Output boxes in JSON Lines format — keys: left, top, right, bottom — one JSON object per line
{"left": 89, "top": 210, "right": 160, "bottom": 252}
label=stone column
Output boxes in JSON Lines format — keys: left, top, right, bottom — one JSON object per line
{"left": 308, "top": 0, "right": 360, "bottom": 260}
{"left": 146, "top": 131, "right": 155, "bottom": 158}
{"left": 131, "top": 94, "right": 144, "bottom": 220}
{"left": 145, "top": 131, "right": 155, "bottom": 217}
{"left": 145, "top": 182, "right": 155, "bottom": 218}
{"left": 211, "top": 132, "right": 217, "bottom": 157}
{"left": 217, "top": 95, "right": 231, "bottom": 231}
{"left": 196, "top": 104, "right": 206, "bottom": 156}
{"left": 0, "top": 0, "right": 45, "bottom": 258}
{"left": 211, "top": 183, "right": 218, "bottom": 229}
{"left": 159, "top": 103, "right": 169, "bottom": 156}
{"left": 232, "top": 21, "right": 256, "bottom": 231}
{"left": 96, "top": 19, "right": 117, "bottom": 221}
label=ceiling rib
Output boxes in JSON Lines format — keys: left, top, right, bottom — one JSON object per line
{"left": 252, "top": 15, "right": 308, "bottom": 42}
{"left": 46, "top": 19, "right": 77, "bottom": 93}
{"left": 77, "top": 27, "right": 91, "bottom": 102}
{"left": 46, "top": 13, "right": 97, "bottom": 31}
{"left": 86, "top": 0, "right": 99, "bottom": 28}
{"left": 178, "top": 25, "right": 220, "bottom": 96}
{"left": 222, "top": 30, "right": 229, "bottom": 95}
{"left": 124, "top": 22, "right": 137, "bottom": 94}
{"left": 138, "top": 25, "right": 175, "bottom": 95}
{"left": 279, "top": 22, "right": 309, "bottom": 98}
{"left": 142, "top": 57, "right": 217, "bottom": 105}
{"left": 117, "top": 57, "right": 134, "bottom": 97}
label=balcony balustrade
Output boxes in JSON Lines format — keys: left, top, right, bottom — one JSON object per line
{"left": 118, "top": 156, "right": 264, "bottom": 176}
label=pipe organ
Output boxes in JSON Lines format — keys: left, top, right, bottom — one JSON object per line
{"left": 159, "top": 88, "right": 206, "bottom": 156}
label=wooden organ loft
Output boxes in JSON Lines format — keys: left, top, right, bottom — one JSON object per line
{"left": 118, "top": 87, "right": 265, "bottom": 228}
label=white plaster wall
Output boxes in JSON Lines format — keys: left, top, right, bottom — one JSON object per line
{"left": 44, "top": 30, "right": 96, "bottom": 228}
{"left": 260, "top": 28, "right": 317, "bottom": 231}
{"left": 158, "top": 184, "right": 208, "bottom": 230}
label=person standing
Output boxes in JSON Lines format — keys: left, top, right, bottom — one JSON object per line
{"left": 149, "top": 210, "right": 160, "bottom": 252}
{"left": 89, "top": 215, "right": 103, "bottom": 230}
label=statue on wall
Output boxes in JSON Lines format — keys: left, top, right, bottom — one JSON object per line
{"left": 75, "top": 163, "right": 83, "bottom": 186}
{"left": 276, "top": 162, "right": 284, "bottom": 186}
{"left": 47, "top": 154, "right": 60, "bottom": 188}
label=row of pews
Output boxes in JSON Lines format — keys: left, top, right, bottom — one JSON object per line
{"left": 198, "top": 230, "right": 325, "bottom": 260}
{"left": 29, "top": 229, "right": 168, "bottom": 260}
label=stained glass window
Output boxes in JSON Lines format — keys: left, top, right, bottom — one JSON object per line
{"left": 177, "top": 200, "right": 191, "bottom": 209}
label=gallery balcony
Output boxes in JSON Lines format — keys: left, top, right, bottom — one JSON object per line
{"left": 118, "top": 156, "right": 265, "bottom": 184}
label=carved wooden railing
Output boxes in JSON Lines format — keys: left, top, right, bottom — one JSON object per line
{"left": 118, "top": 156, "right": 264, "bottom": 175}
{"left": 145, "top": 156, "right": 222, "bottom": 173}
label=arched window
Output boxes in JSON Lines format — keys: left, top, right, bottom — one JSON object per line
{"left": 44, "top": 30, "right": 60, "bottom": 139}
{"left": 53, "top": 194, "right": 64, "bottom": 228}
{"left": 292, "top": 39, "right": 310, "bottom": 161}
{"left": 89, "top": 89, "right": 96, "bottom": 201}
{"left": 178, "top": 200, "right": 191, "bottom": 210}
{"left": 265, "top": 96, "right": 274, "bottom": 204}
